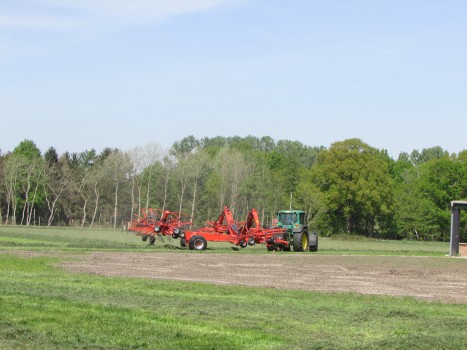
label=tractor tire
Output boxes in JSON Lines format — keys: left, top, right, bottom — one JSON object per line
{"left": 149, "top": 236, "right": 156, "bottom": 245}
{"left": 293, "top": 230, "right": 309, "bottom": 252}
{"left": 309, "top": 232, "right": 318, "bottom": 252}
{"left": 180, "top": 238, "right": 187, "bottom": 247}
{"left": 188, "top": 235, "right": 207, "bottom": 251}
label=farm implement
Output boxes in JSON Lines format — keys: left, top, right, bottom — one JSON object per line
{"left": 179, "top": 206, "right": 286, "bottom": 251}
{"left": 128, "top": 208, "right": 192, "bottom": 245}
{"left": 130, "top": 206, "right": 318, "bottom": 252}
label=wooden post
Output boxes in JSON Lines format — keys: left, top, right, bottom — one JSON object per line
{"left": 450, "top": 207, "right": 460, "bottom": 256}
{"left": 450, "top": 201, "right": 467, "bottom": 257}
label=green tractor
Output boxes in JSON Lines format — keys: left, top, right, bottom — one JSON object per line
{"left": 267, "top": 210, "right": 318, "bottom": 252}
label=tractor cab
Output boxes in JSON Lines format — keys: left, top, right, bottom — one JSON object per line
{"left": 274, "top": 210, "right": 305, "bottom": 230}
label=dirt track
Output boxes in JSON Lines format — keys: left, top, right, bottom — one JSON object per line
{"left": 59, "top": 251, "right": 467, "bottom": 304}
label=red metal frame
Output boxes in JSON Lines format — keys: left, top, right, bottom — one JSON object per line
{"left": 183, "top": 206, "right": 285, "bottom": 249}
{"left": 129, "top": 208, "right": 192, "bottom": 241}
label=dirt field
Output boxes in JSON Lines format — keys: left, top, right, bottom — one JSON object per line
{"left": 59, "top": 251, "right": 467, "bottom": 304}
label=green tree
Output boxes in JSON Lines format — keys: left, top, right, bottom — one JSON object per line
{"left": 392, "top": 161, "right": 426, "bottom": 240}
{"left": 410, "top": 146, "right": 449, "bottom": 165}
{"left": 13, "top": 140, "right": 41, "bottom": 160}
{"left": 11, "top": 140, "right": 44, "bottom": 225}
{"left": 417, "top": 157, "right": 467, "bottom": 240}
{"left": 311, "top": 139, "right": 394, "bottom": 236}
{"left": 295, "top": 168, "right": 324, "bottom": 230}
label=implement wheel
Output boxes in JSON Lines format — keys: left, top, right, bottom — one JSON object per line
{"left": 188, "top": 235, "right": 207, "bottom": 251}
{"left": 309, "top": 232, "right": 318, "bottom": 252}
{"left": 180, "top": 238, "right": 187, "bottom": 247}
{"left": 293, "top": 230, "right": 309, "bottom": 252}
{"left": 149, "top": 236, "right": 156, "bottom": 245}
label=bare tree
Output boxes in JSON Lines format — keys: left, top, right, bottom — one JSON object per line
{"left": 143, "top": 144, "right": 161, "bottom": 209}
{"left": 103, "top": 151, "right": 132, "bottom": 229}
{"left": 76, "top": 172, "right": 91, "bottom": 228}
{"left": 89, "top": 171, "right": 101, "bottom": 228}
{"left": 215, "top": 146, "right": 250, "bottom": 214}
{"left": 44, "top": 156, "right": 70, "bottom": 227}
{"left": 160, "top": 151, "right": 174, "bottom": 211}
{"left": 186, "top": 150, "right": 210, "bottom": 227}
{"left": 176, "top": 158, "right": 189, "bottom": 216}
{"left": 228, "top": 151, "right": 250, "bottom": 214}
{"left": 128, "top": 143, "right": 162, "bottom": 215}
{"left": 128, "top": 146, "right": 144, "bottom": 218}
{"left": 3, "top": 154, "right": 23, "bottom": 224}
{"left": 21, "top": 158, "right": 45, "bottom": 226}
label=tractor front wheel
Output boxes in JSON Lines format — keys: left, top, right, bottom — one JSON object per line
{"left": 188, "top": 236, "right": 207, "bottom": 251}
{"left": 293, "top": 231, "right": 309, "bottom": 252}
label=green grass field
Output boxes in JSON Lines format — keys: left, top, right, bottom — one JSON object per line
{"left": 0, "top": 225, "right": 452, "bottom": 256}
{"left": 0, "top": 225, "right": 466, "bottom": 349}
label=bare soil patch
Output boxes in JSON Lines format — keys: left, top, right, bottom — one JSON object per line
{"left": 58, "top": 251, "right": 467, "bottom": 304}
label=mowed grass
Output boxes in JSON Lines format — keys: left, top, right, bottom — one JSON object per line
{"left": 0, "top": 225, "right": 451, "bottom": 256}
{"left": 1, "top": 253, "right": 466, "bottom": 350}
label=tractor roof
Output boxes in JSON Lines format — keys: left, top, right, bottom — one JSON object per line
{"left": 277, "top": 210, "right": 305, "bottom": 213}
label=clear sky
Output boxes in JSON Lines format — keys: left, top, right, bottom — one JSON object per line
{"left": 1, "top": 0, "right": 466, "bottom": 159}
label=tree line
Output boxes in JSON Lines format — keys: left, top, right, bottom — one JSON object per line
{"left": 1, "top": 136, "right": 466, "bottom": 241}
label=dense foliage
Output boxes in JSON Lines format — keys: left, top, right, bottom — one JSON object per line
{"left": 1, "top": 137, "right": 466, "bottom": 241}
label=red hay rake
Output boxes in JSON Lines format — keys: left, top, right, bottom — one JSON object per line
{"left": 129, "top": 208, "right": 192, "bottom": 245}
{"left": 178, "top": 206, "right": 286, "bottom": 250}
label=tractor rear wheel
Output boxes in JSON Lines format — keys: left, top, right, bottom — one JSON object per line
{"left": 188, "top": 235, "right": 207, "bottom": 251}
{"left": 293, "top": 230, "right": 309, "bottom": 252}
{"left": 309, "top": 232, "right": 318, "bottom": 252}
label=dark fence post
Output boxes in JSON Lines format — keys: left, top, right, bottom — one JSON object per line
{"left": 450, "top": 201, "right": 467, "bottom": 257}
{"left": 450, "top": 206, "right": 460, "bottom": 256}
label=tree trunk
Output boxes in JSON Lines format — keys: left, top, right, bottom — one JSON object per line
{"left": 190, "top": 181, "right": 198, "bottom": 229}
{"left": 178, "top": 179, "right": 186, "bottom": 217}
{"left": 89, "top": 183, "right": 100, "bottom": 229}
{"left": 113, "top": 183, "right": 119, "bottom": 229}
{"left": 162, "top": 175, "right": 169, "bottom": 211}
{"left": 5, "top": 187, "right": 11, "bottom": 225}
{"left": 145, "top": 181, "right": 150, "bottom": 210}
{"left": 26, "top": 169, "right": 42, "bottom": 226}
{"left": 130, "top": 177, "right": 135, "bottom": 221}
{"left": 20, "top": 170, "right": 32, "bottom": 225}
{"left": 81, "top": 200, "right": 88, "bottom": 229}
{"left": 145, "top": 169, "right": 153, "bottom": 210}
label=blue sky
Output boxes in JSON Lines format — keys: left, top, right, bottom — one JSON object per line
{"left": 1, "top": 0, "right": 466, "bottom": 159}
